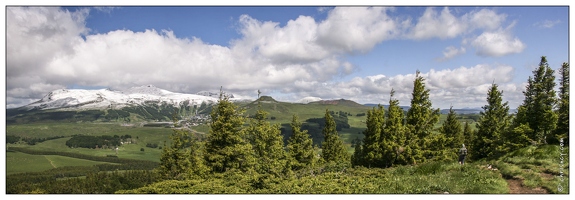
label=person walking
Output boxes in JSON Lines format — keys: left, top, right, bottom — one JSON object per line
{"left": 459, "top": 144, "right": 467, "bottom": 165}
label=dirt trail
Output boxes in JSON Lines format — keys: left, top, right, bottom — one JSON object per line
{"left": 506, "top": 178, "right": 548, "bottom": 194}
{"left": 44, "top": 155, "right": 57, "bottom": 168}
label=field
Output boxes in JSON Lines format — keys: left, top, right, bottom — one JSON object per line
{"left": 6, "top": 122, "right": 174, "bottom": 165}
{"left": 6, "top": 151, "right": 116, "bottom": 175}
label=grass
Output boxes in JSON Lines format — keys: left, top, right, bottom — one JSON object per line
{"left": 6, "top": 122, "right": 174, "bottom": 163}
{"left": 492, "top": 145, "right": 570, "bottom": 194}
{"left": 6, "top": 151, "right": 116, "bottom": 175}
{"left": 120, "top": 160, "right": 509, "bottom": 194}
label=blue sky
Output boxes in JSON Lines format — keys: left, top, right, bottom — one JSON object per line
{"left": 4, "top": 4, "right": 570, "bottom": 109}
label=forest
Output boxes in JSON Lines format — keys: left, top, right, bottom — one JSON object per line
{"left": 5, "top": 56, "right": 570, "bottom": 194}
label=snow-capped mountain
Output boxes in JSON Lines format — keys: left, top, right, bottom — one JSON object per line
{"left": 23, "top": 85, "right": 241, "bottom": 111}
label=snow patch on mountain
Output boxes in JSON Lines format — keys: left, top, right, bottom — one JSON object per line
{"left": 23, "top": 85, "right": 244, "bottom": 111}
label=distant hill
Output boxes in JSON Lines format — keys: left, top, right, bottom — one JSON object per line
{"left": 363, "top": 104, "right": 411, "bottom": 111}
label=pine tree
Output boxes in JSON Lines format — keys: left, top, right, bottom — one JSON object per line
{"left": 440, "top": 106, "right": 463, "bottom": 160}
{"left": 406, "top": 70, "right": 440, "bottom": 164}
{"left": 472, "top": 83, "right": 510, "bottom": 160}
{"left": 555, "top": 62, "right": 569, "bottom": 145}
{"left": 462, "top": 121, "right": 475, "bottom": 157}
{"left": 204, "top": 89, "right": 256, "bottom": 173}
{"left": 189, "top": 140, "right": 210, "bottom": 178}
{"left": 515, "top": 56, "right": 557, "bottom": 144}
{"left": 157, "top": 127, "right": 193, "bottom": 180}
{"left": 248, "top": 94, "right": 290, "bottom": 176}
{"left": 287, "top": 114, "right": 317, "bottom": 171}
{"left": 321, "top": 109, "right": 351, "bottom": 166}
{"left": 382, "top": 89, "right": 408, "bottom": 167}
{"left": 358, "top": 105, "right": 385, "bottom": 168}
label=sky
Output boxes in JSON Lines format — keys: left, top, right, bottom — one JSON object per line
{"left": 3, "top": 2, "right": 571, "bottom": 110}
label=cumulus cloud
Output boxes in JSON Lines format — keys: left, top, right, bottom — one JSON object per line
{"left": 278, "top": 65, "right": 523, "bottom": 109}
{"left": 316, "top": 7, "right": 404, "bottom": 53}
{"left": 408, "top": 7, "right": 466, "bottom": 40}
{"left": 471, "top": 22, "right": 526, "bottom": 57}
{"left": 6, "top": 6, "right": 528, "bottom": 109}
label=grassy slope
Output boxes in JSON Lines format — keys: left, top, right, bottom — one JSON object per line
{"left": 6, "top": 151, "right": 116, "bottom": 175}
{"left": 491, "top": 145, "right": 570, "bottom": 194}
{"left": 6, "top": 123, "right": 174, "bottom": 162}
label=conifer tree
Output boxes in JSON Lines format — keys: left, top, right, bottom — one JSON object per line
{"left": 248, "top": 92, "right": 290, "bottom": 176}
{"left": 321, "top": 109, "right": 351, "bottom": 166}
{"left": 440, "top": 106, "right": 463, "bottom": 160}
{"left": 287, "top": 114, "right": 317, "bottom": 171}
{"left": 382, "top": 89, "right": 408, "bottom": 167}
{"left": 157, "top": 128, "right": 192, "bottom": 180}
{"left": 204, "top": 89, "right": 256, "bottom": 173}
{"left": 515, "top": 56, "right": 557, "bottom": 144}
{"left": 358, "top": 105, "right": 385, "bottom": 168}
{"left": 462, "top": 121, "right": 475, "bottom": 158}
{"left": 406, "top": 70, "right": 440, "bottom": 164}
{"left": 555, "top": 62, "right": 569, "bottom": 145}
{"left": 472, "top": 83, "right": 510, "bottom": 160}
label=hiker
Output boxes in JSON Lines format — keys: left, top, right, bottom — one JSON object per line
{"left": 459, "top": 144, "right": 467, "bottom": 165}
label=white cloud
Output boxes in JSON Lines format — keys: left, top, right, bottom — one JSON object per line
{"left": 437, "top": 46, "right": 466, "bottom": 61}
{"left": 534, "top": 19, "right": 561, "bottom": 28}
{"left": 471, "top": 23, "right": 526, "bottom": 57}
{"left": 316, "top": 7, "right": 404, "bottom": 53}
{"left": 6, "top": 6, "right": 528, "bottom": 109}
{"left": 408, "top": 7, "right": 466, "bottom": 40}
{"left": 464, "top": 8, "right": 507, "bottom": 31}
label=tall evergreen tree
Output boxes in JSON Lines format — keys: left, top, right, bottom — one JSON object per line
{"left": 321, "top": 109, "right": 351, "bottom": 166}
{"left": 472, "top": 83, "right": 510, "bottom": 160}
{"left": 358, "top": 105, "right": 385, "bottom": 168}
{"left": 248, "top": 94, "right": 290, "bottom": 176}
{"left": 204, "top": 90, "right": 256, "bottom": 173}
{"left": 462, "top": 121, "right": 475, "bottom": 157}
{"left": 157, "top": 128, "right": 193, "bottom": 180}
{"left": 287, "top": 114, "right": 317, "bottom": 171}
{"left": 382, "top": 89, "right": 409, "bottom": 167}
{"left": 406, "top": 70, "right": 440, "bottom": 164}
{"left": 555, "top": 62, "right": 569, "bottom": 145}
{"left": 440, "top": 106, "right": 464, "bottom": 160}
{"left": 515, "top": 56, "right": 557, "bottom": 144}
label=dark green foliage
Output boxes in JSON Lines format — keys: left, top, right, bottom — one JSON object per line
{"left": 6, "top": 110, "right": 105, "bottom": 124}
{"left": 462, "top": 122, "right": 475, "bottom": 159}
{"left": 320, "top": 109, "right": 351, "bottom": 167}
{"left": 472, "top": 83, "right": 510, "bottom": 160}
{"left": 6, "top": 135, "right": 21, "bottom": 144}
{"left": 356, "top": 105, "right": 384, "bottom": 168}
{"left": 158, "top": 126, "right": 207, "bottom": 180}
{"left": 382, "top": 89, "right": 409, "bottom": 167}
{"left": 119, "top": 161, "right": 508, "bottom": 194}
{"left": 205, "top": 90, "right": 256, "bottom": 173}
{"left": 515, "top": 56, "right": 557, "bottom": 144}
{"left": 287, "top": 115, "right": 317, "bottom": 171}
{"left": 406, "top": 70, "right": 440, "bottom": 164}
{"left": 7, "top": 168, "right": 159, "bottom": 194}
{"left": 65, "top": 135, "right": 122, "bottom": 149}
{"left": 248, "top": 99, "right": 290, "bottom": 176}
{"left": 555, "top": 62, "right": 569, "bottom": 145}
{"left": 146, "top": 143, "right": 159, "bottom": 148}
{"left": 439, "top": 106, "right": 463, "bottom": 160}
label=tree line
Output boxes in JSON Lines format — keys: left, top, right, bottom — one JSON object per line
{"left": 158, "top": 56, "right": 569, "bottom": 181}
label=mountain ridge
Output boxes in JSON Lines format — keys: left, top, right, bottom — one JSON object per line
{"left": 20, "top": 85, "right": 246, "bottom": 111}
